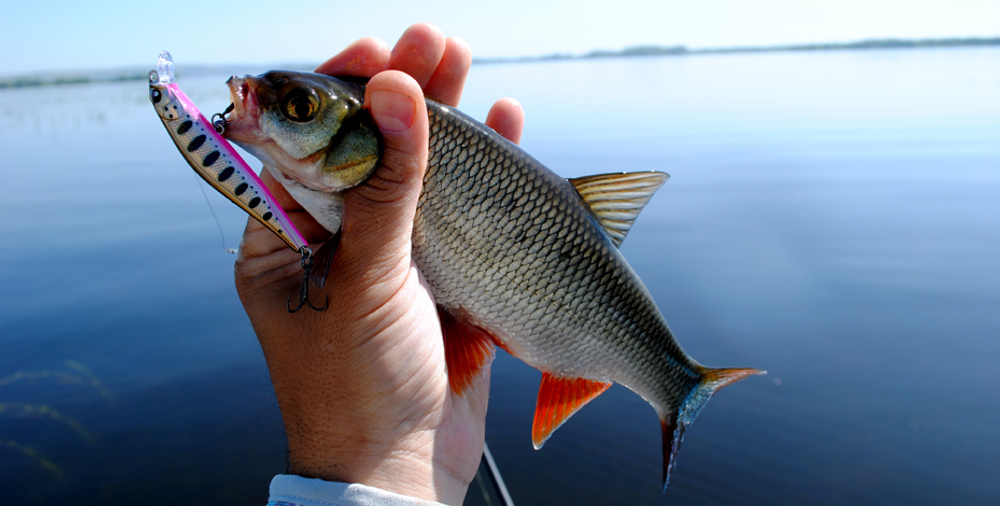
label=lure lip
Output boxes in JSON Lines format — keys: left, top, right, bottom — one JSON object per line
{"left": 154, "top": 50, "right": 176, "bottom": 85}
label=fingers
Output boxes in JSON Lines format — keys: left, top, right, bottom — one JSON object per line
{"left": 237, "top": 169, "right": 330, "bottom": 264}
{"left": 340, "top": 71, "right": 428, "bottom": 265}
{"left": 423, "top": 38, "right": 472, "bottom": 107}
{"left": 259, "top": 168, "right": 301, "bottom": 212}
{"left": 485, "top": 98, "right": 525, "bottom": 145}
{"left": 389, "top": 24, "right": 471, "bottom": 107}
{"left": 316, "top": 23, "right": 471, "bottom": 108}
{"left": 255, "top": 168, "right": 331, "bottom": 242}
{"left": 389, "top": 23, "right": 447, "bottom": 88}
{"left": 236, "top": 207, "right": 329, "bottom": 264}
{"left": 314, "top": 37, "right": 391, "bottom": 77}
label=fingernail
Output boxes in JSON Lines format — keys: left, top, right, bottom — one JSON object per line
{"left": 370, "top": 90, "right": 415, "bottom": 134}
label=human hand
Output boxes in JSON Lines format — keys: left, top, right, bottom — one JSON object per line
{"left": 234, "top": 23, "right": 524, "bottom": 505}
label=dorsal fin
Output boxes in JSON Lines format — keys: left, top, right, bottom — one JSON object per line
{"left": 568, "top": 171, "right": 669, "bottom": 247}
{"left": 532, "top": 372, "right": 612, "bottom": 449}
{"left": 438, "top": 307, "right": 497, "bottom": 395}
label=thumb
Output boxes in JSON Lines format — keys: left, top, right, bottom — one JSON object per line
{"left": 339, "top": 70, "right": 428, "bottom": 268}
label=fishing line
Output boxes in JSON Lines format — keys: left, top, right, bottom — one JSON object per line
{"left": 190, "top": 171, "right": 238, "bottom": 254}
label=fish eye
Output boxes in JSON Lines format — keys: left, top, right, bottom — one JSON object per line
{"left": 150, "top": 88, "right": 162, "bottom": 104}
{"left": 281, "top": 89, "right": 320, "bottom": 122}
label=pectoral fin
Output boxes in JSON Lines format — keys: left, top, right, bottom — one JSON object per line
{"left": 532, "top": 372, "right": 612, "bottom": 449}
{"left": 307, "top": 231, "right": 339, "bottom": 289}
{"left": 569, "top": 171, "right": 669, "bottom": 247}
{"left": 439, "top": 307, "right": 497, "bottom": 395}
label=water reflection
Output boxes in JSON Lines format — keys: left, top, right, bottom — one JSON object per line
{"left": 1, "top": 47, "right": 998, "bottom": 505}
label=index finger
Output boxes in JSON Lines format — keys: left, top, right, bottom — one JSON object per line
{"left": 314, "top": 37, "right": 392, "bottom": 77}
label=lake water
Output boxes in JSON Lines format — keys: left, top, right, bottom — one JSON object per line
{"left": 1, "top": 47, "right": 998, "bottom": 505}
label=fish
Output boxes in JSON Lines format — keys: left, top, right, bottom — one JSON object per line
{"left": 220, "top": 69, "right": 764, "bottom": 489}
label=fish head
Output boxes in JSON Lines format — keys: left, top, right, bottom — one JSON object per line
{"left": 223, "top": 71, "right": 382, "bottom": 192}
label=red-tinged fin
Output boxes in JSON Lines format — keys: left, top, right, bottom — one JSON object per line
{"left": 307, "top": 231, "right": 340, "bottom": 289}
{"left": 438, "top": 307, "right": 496, "bottom": 395}
{"left": 532, "top": 372, "right": 612, "bottom": 449}
{"left": 661, "top": 367, "right": 766, "bottom": 491}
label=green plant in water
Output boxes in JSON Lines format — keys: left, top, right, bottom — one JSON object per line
{"left": 0, "top": 360, "right": 114, "bottom": 479}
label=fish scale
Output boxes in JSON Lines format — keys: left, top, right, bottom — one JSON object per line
{"left": 416, "top": 103, "right": 697, "bottom": 403}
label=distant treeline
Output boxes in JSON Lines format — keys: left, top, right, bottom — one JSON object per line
{"left": 3, "top": 37, "right": 998, "bottom": 89}
{"left": 0, "top": 73, "right": 148, "bottom": 90}
{"left": 473, "top": 36, "right": 1000, "bottom": 64}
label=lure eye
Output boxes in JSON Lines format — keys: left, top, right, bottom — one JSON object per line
{"left": 150, "top": 88, "right": 162, "bottom": 104}
{"left": 282, "top": 89, "right": 320, "bottom": 122}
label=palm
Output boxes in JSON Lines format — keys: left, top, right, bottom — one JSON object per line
{"left": 234, "top": 23, "right": 523, "bottom": 505}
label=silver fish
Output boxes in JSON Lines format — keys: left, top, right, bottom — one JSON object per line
{"left": 222, "top": 70, "right": 764, "bottom": 489}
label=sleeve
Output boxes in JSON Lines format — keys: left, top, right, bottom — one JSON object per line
{"left": 266, "top": 474, "right": 449, "bottom": 506}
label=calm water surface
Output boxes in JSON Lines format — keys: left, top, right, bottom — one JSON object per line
{"left": 1, "top": 48, "right": 998, "bottom": 505}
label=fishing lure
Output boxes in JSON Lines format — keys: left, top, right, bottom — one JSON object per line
{"left": 149, "top": 51, "right": 326, "bottom": 312}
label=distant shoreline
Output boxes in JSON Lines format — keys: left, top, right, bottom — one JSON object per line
{"left": 3, "top": 37, "right": 998, "bottom": 90}
{"left": 472, "top": 36, "right": 1000, "bottom": 64}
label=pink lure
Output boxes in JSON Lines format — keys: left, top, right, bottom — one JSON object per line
{"left": 148, "top": 51, "right": 308, "bottom": 254}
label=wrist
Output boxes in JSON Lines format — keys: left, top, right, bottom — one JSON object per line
{"left": 284, "top": 423, "right": 471, "bottom": 505}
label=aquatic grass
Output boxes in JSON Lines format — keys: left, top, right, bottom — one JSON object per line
{"left": 0, "top": 439, "right": 64, "bottom": 479}
{"left": 0, "top": 369, "right": 86, "bottom": 387}
{"left": 0, "top": 360, "right": 115, "bottom": 404}
{"left": 64, "top": 360, "right": 116, "bottom": 405}
{"left": 0, "top": 360, "right": 114, "bottom": 482}
{"left": 0, "top": 402, "right": 96, "bottom": 445}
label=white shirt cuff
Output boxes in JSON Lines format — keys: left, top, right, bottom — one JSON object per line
{"left": 266, "top": 474, "right": 448, "bottom": 506}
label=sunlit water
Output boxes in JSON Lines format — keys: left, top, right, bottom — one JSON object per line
{"left": 1, "top": 48, "right": 998, "bottom": 505}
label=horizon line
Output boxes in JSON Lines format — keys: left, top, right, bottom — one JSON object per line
{"left": 2, "top": 36, "right": 998, "bottom": 90}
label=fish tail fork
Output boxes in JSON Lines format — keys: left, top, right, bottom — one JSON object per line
{"left": 660, "top": 367, "right": 766, "bottom": 491}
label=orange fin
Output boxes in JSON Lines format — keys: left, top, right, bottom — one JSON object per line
{"left": 532, "top": 372, "right": 612, "bottom": 449}
{"left": 661, "top": 367, "right": 765, "bottom": 491}
{"left": 438, "top": 307, "right": 496, "bottom": 395}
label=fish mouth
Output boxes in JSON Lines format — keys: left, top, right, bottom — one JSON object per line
{"left": 222, "top": 75, "right": 261, "bottom": 143}
{"left": 219, "top": 75, "right": 324, "bottom": 191}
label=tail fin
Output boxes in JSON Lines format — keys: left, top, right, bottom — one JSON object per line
{"left": 660, "top": 367, "right": 765, "bottom": 491}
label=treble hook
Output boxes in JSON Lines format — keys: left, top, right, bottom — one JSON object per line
{"left": 288, "top": 247, "right": 329, "bottom": 313}
{"left": 212, "top": 103, "right": 235, "bottom": 134}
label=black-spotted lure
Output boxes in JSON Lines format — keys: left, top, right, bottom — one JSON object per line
{"left": 149, "top": 51, "right": 325, "bottom": 311}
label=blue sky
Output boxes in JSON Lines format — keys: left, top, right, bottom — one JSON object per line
{"left": 2, "top": 0, "right": 997, "bottom": 76}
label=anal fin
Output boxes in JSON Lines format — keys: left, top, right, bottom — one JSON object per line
{"left": 438, "top": 307, "right": 496, "bottom": 395}
{"left": 532, "top": 372, "right": 612, "bottom": 449}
